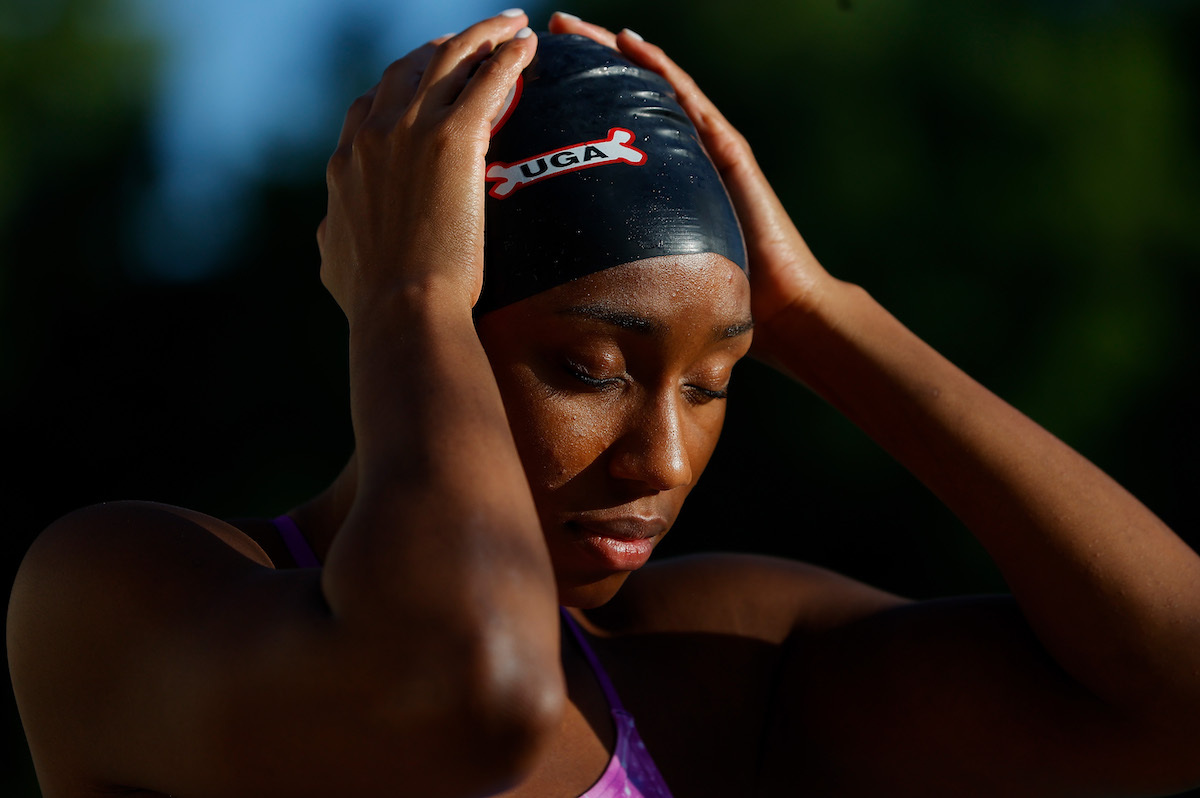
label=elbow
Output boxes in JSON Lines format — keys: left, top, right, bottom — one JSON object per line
{"left": 360, "top": 611, "right": 564, "bottom": 794}
{"left": 455, "top": 622, "right": 565, "bottom": 789}
{"left": 249, "top": 618, "right": 565, "bottom": 797}
{"left": 463, "top": 687, "right": 563, "bottom": 792}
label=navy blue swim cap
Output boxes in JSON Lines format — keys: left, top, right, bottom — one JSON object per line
{"left": 477, "top": 33, "right": 747, "bottom": 314}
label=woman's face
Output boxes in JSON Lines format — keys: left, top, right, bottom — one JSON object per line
{"left": 476, "top": 253, "right": 753, "bottom": 607}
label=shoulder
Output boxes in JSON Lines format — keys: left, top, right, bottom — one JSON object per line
{"left": 8, "top": 498, "right": 278, "bottom": 673}
{"left": 9, "top": 500, "right": 282, "bottom": 678}
{"left": 9, "top": 501, "right": 281, "bottom": 675}
{"left": 569, "top": 555, "right": 903, "bottom": 796}
{"left": 6, "top": 501, "right": 277, "bottom": 794}
{"left": 16, "top": 500, "right": 274, "bottom": 579}
{"left": 9, "top": 501, "right": 276, "bottom": 649}
{"left": 588, "top": 551, "right": 906, "bottom": 643}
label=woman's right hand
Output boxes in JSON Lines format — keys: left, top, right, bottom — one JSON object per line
{"left": 9, "top": 17, "right": 564, "bottom": 798}
{"left": 318, "top": 12, "right": 536, "bottom": 326}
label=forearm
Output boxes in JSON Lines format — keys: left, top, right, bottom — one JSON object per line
{"left": 322, "top": 281, "right": 560, "bottom": 721}
{"left": 767, "top": 277, "right": 1200, "bottom": 718}
{"left": 295, "top": 18, "right": 559, "bottom": 779}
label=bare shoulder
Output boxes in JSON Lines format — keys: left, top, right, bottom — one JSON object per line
{"left": 594, "top": 556, "right": 1200, "bottom": 796}
{"left": 589, "top": 551, "right": 906, "bottom": 642}
{"left": 9, "top": 501, "right": 277, "bottom": 666}
{"left": 6, "top": 502, "right": 295, "bottom": 796}
{"left": 16, "top": 500, "right": 274, "bottom": 579}
{"left": 758, "top": 593, "right": 1200, "bottom": 797}
{"left": 568, "top": 555, "right": 903, "bottom": 796}
{"left": 8, "top": 501, "right": 279, "bottom": 682}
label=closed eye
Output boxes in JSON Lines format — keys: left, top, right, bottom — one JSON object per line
{"left": 685, "top": 384, "right": 729, "bottom": 404}
{"left": 565, "top": 360, "right": 624, "bottom": 390}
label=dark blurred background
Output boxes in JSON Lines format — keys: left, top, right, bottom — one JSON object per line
{"left": 3, "top": 0, "right": 1198, "bottom": 794}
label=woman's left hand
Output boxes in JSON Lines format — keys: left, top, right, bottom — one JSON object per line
{"left": 558, "top": 16, "right": 1200, "bottom": 798}
{"left": 547, "top": 13, "right": 841, "bottom": 365}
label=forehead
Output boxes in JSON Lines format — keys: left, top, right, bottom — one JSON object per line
{"left": 521, "top": 252, "right": 751, "bottom": 324}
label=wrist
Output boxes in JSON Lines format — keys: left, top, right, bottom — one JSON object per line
{"left": 346, "top": 284, "right": 504, "bottom": 489}
{"left": 753, "top": 276, "right": 869, "bottom": 382}
{"left": 346, "top": 273, "right": 477, "bottom": 338}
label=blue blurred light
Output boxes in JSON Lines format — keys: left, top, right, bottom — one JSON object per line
{"left": 131, "top": 0, "right": 546, "bottom": 279}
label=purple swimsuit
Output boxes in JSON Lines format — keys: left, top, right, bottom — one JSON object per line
{"left": 269, "top": 516, "right": 674, "bottom": 798}
{"left": 558, "top": 609, "right": 674, "bottom": 798}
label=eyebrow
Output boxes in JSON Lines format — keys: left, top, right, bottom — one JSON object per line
{"left": 558, "top": 304, "right": 754, "bottom": 341}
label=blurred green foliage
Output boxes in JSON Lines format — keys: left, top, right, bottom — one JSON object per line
{"left": 2, "top": 0, "right": 1198, "bottom": 795}
{"left": 560, "top": 0, "right": 1200, "bottom": 597}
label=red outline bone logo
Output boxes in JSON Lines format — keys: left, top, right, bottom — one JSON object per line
{"left": 485, "top": 127, "right": 647, "bottom": 199}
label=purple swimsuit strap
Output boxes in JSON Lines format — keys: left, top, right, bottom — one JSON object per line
{"left": 271, "top": 514, "right": 321, "bottom": 568}
{"left": 560, "top": 609, "right": 675, "bottom": 798}
{"left": 560, "top": 608, "right": 626, "bottom": 715}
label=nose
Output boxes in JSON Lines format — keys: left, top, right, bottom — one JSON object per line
{"left": 608, "top": 391, "right": 693, "bottom": 492}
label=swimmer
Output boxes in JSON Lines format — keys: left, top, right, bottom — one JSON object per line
{"left": 8, "top": 11, "right": 1200, "bottom": 798}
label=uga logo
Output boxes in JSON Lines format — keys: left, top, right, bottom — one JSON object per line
{"left": 486, "top": 127, "right": 647, "bottom": 199}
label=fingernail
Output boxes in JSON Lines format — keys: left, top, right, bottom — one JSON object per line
{"left": 514, "top": 26, "right": 534, "bottom": 39}
{"left": 621, "top": 28, "right": 644, "bottom": 42}
{"left": 499, "top": 8, "right": 524, "bottom": 17}
{"left": 555, "top": 11, "right": 581, "bottom": 21}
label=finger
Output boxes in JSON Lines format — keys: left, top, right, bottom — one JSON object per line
{"left": 453, "top": 28, "right": 537, "bottom": 133}
{"left": 612, "top": 31, "right": 740, "bottom": 161}
{"left": 367, "top": 37, "right": 447, "bottom": 122}
{"left": 608, "top": 31, "right": 797, "bottom": 260}
{"left": 616, "top": 32, "right": 723, "bottom": 127}
{"left": 544, "top": 17, "right": 733, "bottom": 151}
{"left": 335, "top": 86, "right": 377, "bottom": 150}
{"left": 410, "top": 10, "right": 530, "bottom": 111}
{"left": 548, "top": 11, "right": 619, "bottom": 48}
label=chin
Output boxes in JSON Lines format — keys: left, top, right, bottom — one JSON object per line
{"left": 556, "top": 571, "right": 633, "bottom": 609}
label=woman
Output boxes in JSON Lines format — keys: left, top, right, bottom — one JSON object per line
{"left": 8, "top": 10, "right": 1200, "bottom": 797}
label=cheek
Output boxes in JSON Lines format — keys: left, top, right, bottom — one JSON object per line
{"left": 684, "top": 406, "right": 726, "bottom": 477}
{"left": 499, "top": 372, "right": 617, "bottom": 493}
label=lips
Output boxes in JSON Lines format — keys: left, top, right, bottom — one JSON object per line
{"left": 572, "top": 515, "right": 667, "bottom": 541}
{"left": 563, "top": 513, "right": 669, "bottom": 572}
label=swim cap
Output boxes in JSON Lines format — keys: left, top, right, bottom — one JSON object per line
{"left": 477, "top": 33, "right": 747, "bottom": 314}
